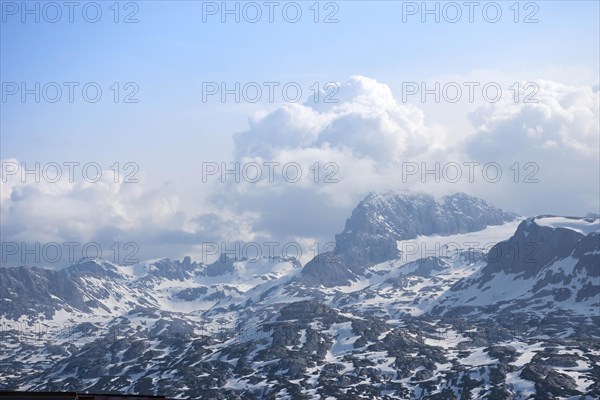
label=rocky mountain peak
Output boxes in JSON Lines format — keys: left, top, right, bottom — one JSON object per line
{"left": 303, "top": 191, "right": 517, "bottom": 286}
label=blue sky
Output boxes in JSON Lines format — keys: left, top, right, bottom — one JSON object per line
{"left": 3, "top": 1, "right": 598, "bottom": 164}
{"left": 1, "top": 1, "right": 599, "bottom": 265}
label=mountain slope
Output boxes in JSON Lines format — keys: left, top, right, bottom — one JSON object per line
{"left": 431, "top": 216, "right": 600, "bottom": 318}
{"left": 1, "top": 193, "right": 598, "bottom": 399}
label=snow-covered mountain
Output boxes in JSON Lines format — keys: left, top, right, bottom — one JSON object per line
{"left": 1, "top": 254, "right": 301, "bottom": 323}
{"left": 432, "top": 216, "right": 600, "bottom": 318}
{"left": 301, "top": 191, "right": 517, "bottom": 287}
{"left": 1, "top": 192, "right": 598, "bottom": 399}
{"left": 335, "top": 191, "right": 516, "bottom": 268}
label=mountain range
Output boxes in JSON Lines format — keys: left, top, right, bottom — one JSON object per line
{"left": 1, "top": 191, "right": 598, "bottom": 399}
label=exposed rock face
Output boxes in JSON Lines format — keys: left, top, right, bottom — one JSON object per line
{"left": 335, "top": 192, "right": 516, "bottom": 268}
{"left": 432, "top": 216, "right": 600, "bottom": 317}
{"left": 301, "top": 191, "right": 516, "bottom": 286}
{"left": 174, "top": 287, "right": 209, "bottom": 301}
{"left": 1, "top": 195, "right": 598, "bottom": 399}
{"left": 0, "top": 266, "right": 86, "bottom": 320}
{"left": 482, "top": 216, "right": 597, "bottom": 281}
{"left": 300, "top": 251, "right": 359, "bottom": 287}
{"left": 411, "top": 256, "right": 450, "bottom": 277}
{"left": 205, "top": 255, "right": 236, "bottom": 277}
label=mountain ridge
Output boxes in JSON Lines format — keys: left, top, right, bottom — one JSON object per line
{"left": 1, "top": 192, "right": 598, "bottom": 399}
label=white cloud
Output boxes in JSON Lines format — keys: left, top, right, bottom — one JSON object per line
{"left": 1, "top": 161, "right": 179, "bottom": 243}
{"left": 2, "top": 76, "right": 598, "bottom": 266}
{"left": 461, "top": 79, "right": 599, "bottom": 216}
{"left": 466, "top": 80, "right": 599, "bottom": 157}
{"left": 223, "top": 76, "right": 599, "bottom": 233}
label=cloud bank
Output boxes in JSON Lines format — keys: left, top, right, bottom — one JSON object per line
{"left": 2, "top": 76, "right": 598, "bottom": 266}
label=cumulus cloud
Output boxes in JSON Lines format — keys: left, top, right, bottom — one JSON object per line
{"left": 209, "top": 76, "right": 449, "bottom": 247}
{"left": 1, "top": 160, "right": 181, "bottom": 243}
{"left": 2, "top": 76, "right": 598, "bottom": 266}
{"left": 466, "top": 80, "right": 599, "bottom": 158}
{"left": 230, "top": 76, "right": 445, "bottom": 200}
{"left": 220, "top": 76, "right": 599, "bottom": 238}
{"left": 235, "top": 76, "right": 440, "bottom": 163}
{"left": 463, "top": 80, "right": 599, "bottom": 215}
{"left": 0, "top": 160, "right": 260, "bottom": 266}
